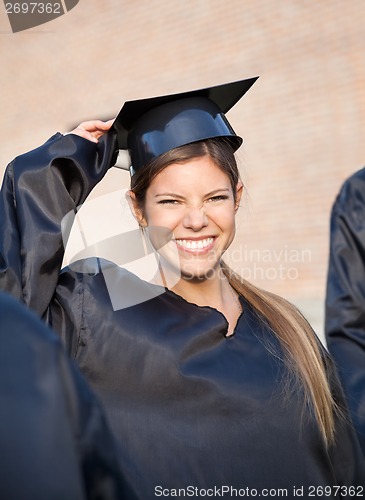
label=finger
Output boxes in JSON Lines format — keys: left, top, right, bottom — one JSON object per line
{"left": 84, "top": 131, "right": 99, "bottom": 143}
{"left": 99, "top": 118, "right": 115, "bottom": 128}
{"left": 69, "top": 127, "right": 98, "bottom": 143}
{"left": 93, "top": 120, "right": 115, "bottom": 138}
{"left": 84, "top": 119, "right": 114, "bottom": 131}
{"left": 68, "top": 119, "right": 115, "bottom": 141}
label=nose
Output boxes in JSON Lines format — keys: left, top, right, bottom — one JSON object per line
{"left": 183, "top": 205, "right": 208, "bottom": 231}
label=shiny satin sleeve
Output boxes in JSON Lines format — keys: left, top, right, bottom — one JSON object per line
{"left": 325, "top": 167, "right": 365, "bottom": 455}
{"left": 0, "top": 130, "right": 117, "bottom": 318}
{"left": 324, "top": 352, "right": 365, "bottom": 484}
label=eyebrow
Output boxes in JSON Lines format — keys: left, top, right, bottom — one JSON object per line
{"left": 154, "top": 188, "right": 231, "bottom": 199}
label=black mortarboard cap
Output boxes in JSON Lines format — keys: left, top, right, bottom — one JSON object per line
{"left": 112, "top": 76, "right": 259, "bottom": 173}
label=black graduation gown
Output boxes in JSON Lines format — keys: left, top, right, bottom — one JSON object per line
{"left": 1, "top": 133, "right": 364, "bottom": 497}
{"left": 0, "top": 290, "right": 132, "bottom": 500}
{"left": 325, "top": 167, "right": 365, "bottom": 456}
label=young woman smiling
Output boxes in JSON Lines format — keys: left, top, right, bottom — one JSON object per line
{"left": 0, "top": 79, "right": 364, "bottom": 497}
{"left": 129, "top": 149, "right": 243, "bottom": 337}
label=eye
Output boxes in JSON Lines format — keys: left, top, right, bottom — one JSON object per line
{"left": 157, "top": 199, "right": 180, "bottom": 205}
{"left": 207, "top": 195, "right": 230, "bottom": 202}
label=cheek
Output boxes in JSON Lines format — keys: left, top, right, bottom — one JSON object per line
{"left": 208, "top": 205, "right": 236, "bottom": 228}
{"left": 144, "top": 206, "right": 182, "bottom": 230}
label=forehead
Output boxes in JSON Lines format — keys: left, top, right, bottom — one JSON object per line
{"left": 147, "top": 156, "right": 232, "bottom": 193}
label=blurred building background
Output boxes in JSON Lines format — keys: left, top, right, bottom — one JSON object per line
{"left": 0, "top": 0, "right": 364, "bottom": 340}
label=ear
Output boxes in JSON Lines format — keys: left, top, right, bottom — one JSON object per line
{"left": 234, "top": 181, "right": 243, "bottom": 212}
{"left": 126, "top": 190, "right": 147, "bottom": 226}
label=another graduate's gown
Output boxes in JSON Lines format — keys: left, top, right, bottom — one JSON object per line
{"left": 0, "top": 291, "right": 130, "bottom": 500}
{"left": 0, "top": 132, "right": 364, "bottom": 497}
{"left": 325, "top": 167, "right": 365, "bottom": 456}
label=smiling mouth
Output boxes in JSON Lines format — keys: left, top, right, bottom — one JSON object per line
{"left": 175, "top": 237, "right": 214, "bottom": 251}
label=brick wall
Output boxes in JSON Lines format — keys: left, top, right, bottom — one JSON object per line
{"left": 1, "top": 0, "right": 364, "bottom": 338}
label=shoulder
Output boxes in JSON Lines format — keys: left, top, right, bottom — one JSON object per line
{"left": 331, "top": 167, "right": 365, "bottom": 229}
{"left": 8, "top": 133, "right": 98, "bottom": 177}
{"left": 9, "top": 133, "right": 63, "bottom": 169}
{"left": 60, "top": 257, "right": 166, "bottom": 311}
{"left": 342, "top": 166, "right": 365, "bottom": 186}
{"left": 334, "top": 167, "right": 365, "bottom": 209}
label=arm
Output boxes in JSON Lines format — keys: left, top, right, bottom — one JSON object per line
{"left": 325, "top": 168, "right": 365, "bottom": 455}
{"left": 323, "top": 352, "right": 365, "bottom": 485}
{"left": 0, "top": 121, "right": 117, "bottom": 318}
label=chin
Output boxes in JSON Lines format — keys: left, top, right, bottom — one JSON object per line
{"left": 158, "top": 253, "right": 223, "bottom": 283}
{"left": 179, "top": 265, "right": 220, "bottom": 282}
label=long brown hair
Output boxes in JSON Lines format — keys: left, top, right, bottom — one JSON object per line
{"left": 130, "top": 138, "right": 336, "bottom": 445}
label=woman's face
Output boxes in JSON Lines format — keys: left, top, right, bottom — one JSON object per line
{"left": 132, "top": 156, "right": 242, "bottom": 282}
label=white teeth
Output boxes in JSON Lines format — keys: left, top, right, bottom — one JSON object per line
{"left": 175, "top": 238, "right": 213, "bottom": 250}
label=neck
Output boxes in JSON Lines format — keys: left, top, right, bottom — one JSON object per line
{"left": 166, "top": 264, "right": 242, "bottom": 337}
{"left": 171, "top": 268, "right": 226, "bottom": 310}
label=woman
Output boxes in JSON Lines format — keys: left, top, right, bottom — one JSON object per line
{"left": 0, "top": 78, "right": 364, "bottom": 497}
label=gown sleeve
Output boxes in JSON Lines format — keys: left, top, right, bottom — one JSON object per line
{"left": 0, "top": 130, "right": 118, "bottom": 318}
{"left": 325, "top": 168, "right": 365, "bottom": 456}
{"left": 324, "top": 352, "right": 365, "bottom": 484}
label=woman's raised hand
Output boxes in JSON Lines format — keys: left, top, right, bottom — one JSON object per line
{"left": 68, "top": 119, "right": 114, "bottom": 143}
